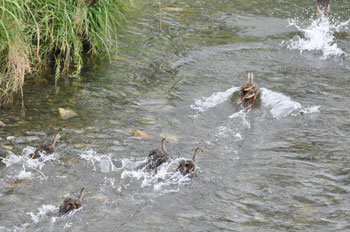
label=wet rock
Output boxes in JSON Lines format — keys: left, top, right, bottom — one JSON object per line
{"left": 253, "top": 216, "right": 262, "bottom": 222}
{"left": 58, "top": 108, "right": 78, "bottom": 120}
{"left": 108, "top": 120, "right": 120, "bottom": 126}
{"left": 132, "top": 130, "right": 153, "bottom": 139}
{"left": 25, "top": 136, "right": 40, "bottom": 142}
{"left": 73, "top": 143, "right": 85, "bottom": 149}
{"left": 2, "top": 145, "right": 13, "bottom": 150}
{"left": 6, "top": 136, "right": 37, "bottom": 144}
{"left": 0, "top": 121, "right": 5, "bottom": 128}
{"left": 26, "top": 131, "right": 47, "bottom": 137}
{"left": 6, "top": 136, "right": 25, "bottom": 144}
{"left": 159, "top": 131, "right": 178, "bottom": 143}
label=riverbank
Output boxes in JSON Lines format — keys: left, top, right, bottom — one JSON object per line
{"left": 0, "top": 0, "right": 133, "bottom": 106}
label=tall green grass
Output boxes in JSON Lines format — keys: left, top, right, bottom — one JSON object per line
{"left": 0, "top": 0, "right": 133, "bottom": 106}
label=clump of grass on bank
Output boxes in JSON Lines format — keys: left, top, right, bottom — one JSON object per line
{"left": 0, "top": 0, "right": 133, "bottom": 106}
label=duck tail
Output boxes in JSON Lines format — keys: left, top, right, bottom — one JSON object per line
{"left": 248, "top": 72, "right": 254, "bottom": 84}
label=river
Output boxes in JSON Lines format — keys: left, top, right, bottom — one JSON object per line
{"left": 0, "top": 0, "right": 350, "bottom": 231}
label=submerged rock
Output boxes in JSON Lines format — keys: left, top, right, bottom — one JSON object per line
{"left": 0, "top": 121, "right": 5, "bottom": 128}
{"left": 2, "top": 145, "right": 13, "bottom": 150}
{"left": 6, "top": 136, "right": 38, "bottom": 144}
{"left": 58, "top": 108, "right": 78, "bottom": 120}
{"left": 108, "top": 120, "right": 120, "bottom": 126}
{"left": 26, "top": 131, "right": 47, "bottom": 137}
{"left": 132, "top": 130, "right": 153, "bottom": 139}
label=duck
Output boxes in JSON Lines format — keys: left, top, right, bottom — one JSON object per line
{"left": 146, "top": 138, "right": 169, "bottom": 169}
{"left": 239, "top": 72, "right": 260, "bottom": 109}
{"left": 59, "top": 188, "right": 87, "bottom": 216}
{"left": 30, "top": 133, "right": 61, "bottom": 159}
{"left": 316, "top": 0, "right": 331, "bottom": 18}
{"left": 176, "top": 148, "right": 203, "bottom": 175}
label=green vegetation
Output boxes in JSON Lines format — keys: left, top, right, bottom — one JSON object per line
{"left": 0, "top": 0, "right": 133, "bottom": 106}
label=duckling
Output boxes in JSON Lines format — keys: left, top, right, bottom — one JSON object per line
{"left": 176, "top": 148, "right": 203, "bottom": 175}
{"left": 239, "top": 73, "right": 260, "bottom": 109}
{"left": 146, "top": 138, "right": 168, "bottom": 169}
{"left": 316, "top": 0, "right": 331, "bottom": 18}
{"left": 59, "top": 188, "right": 87, "bottom": 216}
{"left": 30, "top": 133, "right": 61, "bottom": 159}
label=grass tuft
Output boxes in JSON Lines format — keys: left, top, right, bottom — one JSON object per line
{"left": 0, "top": 0, "right": 133, "bottom": 106}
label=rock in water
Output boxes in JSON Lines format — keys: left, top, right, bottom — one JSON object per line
{"left": 132, "top": 130, "right": 153, "bottom": 139}
{"left": 58, "top": 108, "right": 78, "bottom": 120}
{"left": 0, "top": 121, "right": 5, "bottom": 128}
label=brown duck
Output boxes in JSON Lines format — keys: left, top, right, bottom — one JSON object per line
{"left": 176, "top": 148, "right": 203, "bottom": 175}
{"left": 239, "top": 73, "right": 260, "bottom": 108}
{"left": 59, "top": 188, "right": 87, "bottom": 216}
{"left": 316, "top": 0, "right": 331, "bottom": 18}
{"left": 30, "top": 133, "right": 61, "bottom": 159}
{"left": 147, "top": 138, "right": 169, "bottom": 169}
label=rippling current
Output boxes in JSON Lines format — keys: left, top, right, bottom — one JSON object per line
{"left": 0, "top": 0, "right": 350, "bottom": 231}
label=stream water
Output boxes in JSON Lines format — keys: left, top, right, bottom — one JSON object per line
{"left": 1, "top": 0, "right": 350, "bottom": 231}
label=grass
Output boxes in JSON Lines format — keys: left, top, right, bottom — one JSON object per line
{"left": 0, "top": 0, "right": 133, "bottom": 106}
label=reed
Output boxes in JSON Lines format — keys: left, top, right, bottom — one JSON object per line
{"left": 0, "top": 0, "right": 133, "bottom": 106}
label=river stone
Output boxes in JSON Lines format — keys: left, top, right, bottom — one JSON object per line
{"left": 108, "top": 120, "right": 120, "bottom": 126}
{"left": 58, "top": 108, "right": 78, "bottom": 120}
{"left": 132, "top": 130, "right": 153, "bottom": 139}
{"left": 1, "top": 145, "right": 13, "bottom": 150}
{"left": 26, "top": 131, "right": 47, "bottom": 136}
{"left": 0, "top": 121, "right": 5, "bottom": 128}
{"left": 6, "top": 136, "right": 25, "bottom": 144}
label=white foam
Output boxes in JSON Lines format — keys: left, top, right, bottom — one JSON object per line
{"left": 1, "top": 147, "right": 58, "bottom": 180}
{"left": 191, "top": 87, "right": 239, "bottom": 113}
{"left": 229, "top": 110, "right": 251, "bottom": 128}
{"left": 27, "top": 204, "right": 58, "bottom": 224}
{"left": 260, "top": 88, "right": 301, "bottom": 118}
{"left": 283, "top": 17, "right": 350, "bottom": 59}
{"left": 121, "top": 158, "right": 192, "bottom": 191}
{"left": 79, "top": 150, "right": 116, "bottom": 173}
{"left": 215, "top": 126, "right": 242, "bottom": 140}
{"left": 299, "top": 105, "right": 321, "bottom": 115}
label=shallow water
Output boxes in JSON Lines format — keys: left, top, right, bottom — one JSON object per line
{"left": 1, "top": 0, "right": 350, "bottom": 231}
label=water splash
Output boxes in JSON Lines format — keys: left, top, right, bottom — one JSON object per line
{"left": 283, "top": 17, "right": 350, "bottom": 59}
{"left": 215, "top": 126, "right": 242, "bottom": 140}
{"left": 190, "top": 87, "right": 239, "bottom": 113}
{"left": 0, "top": 147, "right": 58, "bottom": 180}
{"left": 228, "top": 109, "right": 251, "bottom": 128}
{"left": 121, "top": 158, "right": 192, "bottom": 191}
{"left": 79, "top": 150, "right": 117, "bottom": 173}
{"left": 298, "top": 105, "right": 321, "bottom": 115}
{"left": 260, "top": 88, "right": 301, "bottom": 118}
{"left": 27, "top": 204, "right": 58, "bottom": 224}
